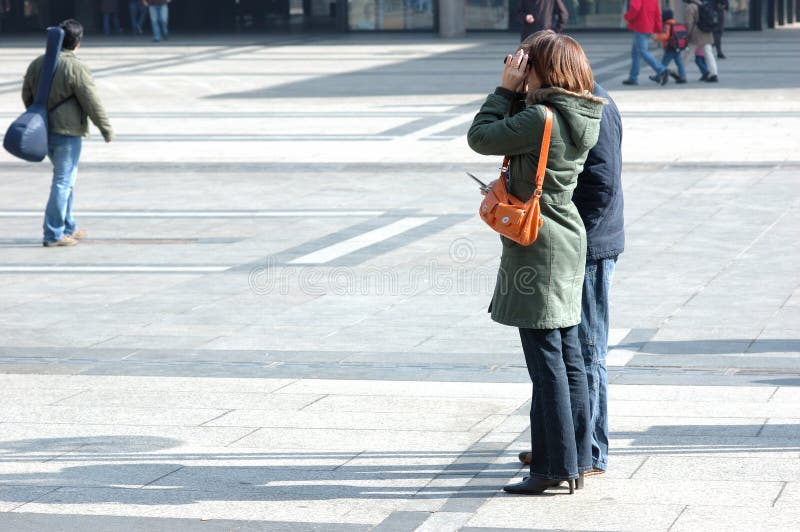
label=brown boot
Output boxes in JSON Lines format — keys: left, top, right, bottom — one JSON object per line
{"left": 43, "top": 235, "right": 78, "bottom": 247}
{"left": 68, "top": 228, "right": 88, "bottom": 240}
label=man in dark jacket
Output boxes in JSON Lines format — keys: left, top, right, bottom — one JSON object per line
{"left": 516, "top": 0, "right": 569, "bottom": 41}
{"left": 518, "top": 83, "right": 623, "bottom": 475}
{"left": 570, "top": 82, "right": 623, "bottom": 476}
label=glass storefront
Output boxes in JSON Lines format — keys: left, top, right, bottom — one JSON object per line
{"left": 467, "top": 0, "right": 509, "bottom": 30}
{"left": 348, "top": 0, "right": 434, "bottom": 30}
{"left": 0, "top": 0, "right": 778, "bottom": 34}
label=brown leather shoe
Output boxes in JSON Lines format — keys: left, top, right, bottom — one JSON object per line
{"left": 68, "top": 228, "right": 88, "bottom": 240}
{"left": 43, "top": 235, "right": 78, "bottom": 247}
{"left": 518, "top": 451, "right": 532, "bottom": 465}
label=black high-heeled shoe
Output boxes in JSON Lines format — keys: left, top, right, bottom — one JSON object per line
{"left": 503, "top": 476, "right": 579, "bottom": 495}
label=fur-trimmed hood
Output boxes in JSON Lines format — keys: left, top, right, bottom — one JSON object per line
{"left": 527, "top": 87, "right": 605, "bottom": 152}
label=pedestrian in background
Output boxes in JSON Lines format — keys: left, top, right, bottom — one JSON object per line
{"left": 144, "top": 0, "right": 171, "bottom": 42}
{"left": 101, "top": 0, "right": 123, "bottom": 35}
{"left": 468, "top": 31, "right": 604, "bottom": 495}
{"left": 129, "top": 0, "right": 147, "bottom": 35}
{"left": 21, "top": 19, "right": 114, "bottom": 247}
{"left": 516, "top": 0, "right": 569, "bottom": 41}
{"left": 622, "top": 0, "right": 667, "bottom": 85}
{"left": 653, "top": 8, "right": 687, "bottom": 84}
{"left": 684, "top": 0, "right": 718, "bottom": 82}
{"left": 713, "top": 0, "right": 729, "bottom": 59}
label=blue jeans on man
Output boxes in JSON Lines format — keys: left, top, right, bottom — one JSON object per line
{"left": 43, "top": 135, "right": 82, "bottom": 243}
{"left": 149, "top": 5, "right": 169, "bottom": 42}
{"left": 579, "top": 257, "right": 616, "bottom": 471}
{"left": 628, "top": 32, "right": 665, "bottom": 82}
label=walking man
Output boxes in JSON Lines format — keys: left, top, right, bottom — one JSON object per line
{"left": 22, "top": 19, "right": 114, "bottom": 247}
{"left": 129, "top": 0, "right": 147, "bottom": 35}
{"left": 622, "top": 0, "right": 667, "bottom": 85}
{"left": 144, "top": 0, "right": 171, "bottom": 42}
{"left": 516, "top": 0, "right": 569, "bottom": 41}
{"left": 519, "top": 82, "right": 623, "bottom": 476}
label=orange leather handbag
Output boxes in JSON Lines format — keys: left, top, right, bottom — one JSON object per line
{"left": 479, "top": 105, "right": 554, "bottom": 246}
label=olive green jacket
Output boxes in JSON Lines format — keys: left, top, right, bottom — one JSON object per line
{"left": 468, "top": 87, "right": 604, "bottom": 329}
{"left": 22, "top": 51, "right": 114, "bottom": 142}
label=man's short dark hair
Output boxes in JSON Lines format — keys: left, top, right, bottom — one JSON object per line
{"left": 60, "top": 19, "right": 83, "bottom": 50}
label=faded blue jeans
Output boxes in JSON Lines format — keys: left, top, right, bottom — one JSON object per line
{"left": 149, "top": 4, "right": 169, "bottom": 41}
{"left": 628, "top": 32, "right": 665, "bottom": 81}
{"left": 579, "top": 257, "right": 617, "bottom": 471}
{"left": 43, "top": 134, "right": 82, "bottom": 243}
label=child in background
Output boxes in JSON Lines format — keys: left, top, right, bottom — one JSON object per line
{"left": 652, "top": 9, "right": 687, "bottom": 84}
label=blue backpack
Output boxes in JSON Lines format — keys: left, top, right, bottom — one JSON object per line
{"left": 3, "top": 27, "right": 65, "bottom": 162}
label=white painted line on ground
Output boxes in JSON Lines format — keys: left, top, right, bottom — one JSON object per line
{"left": 607, "top": 348, "right": 637, "bottom": 367}
{"left": 0, "top": 210, "right": 386, "bottom": 218}
{"left": 608, "top": 328, "right": 632, "bottom": 347}
{"left": 0, "top": 266, "right": 229, "bottom": 273}
{"left": 289, "top": 216, "right": 436, "bottom": 265}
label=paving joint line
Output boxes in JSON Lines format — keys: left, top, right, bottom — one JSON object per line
{"left": 140, "top": 465, "right": 186, "bottom": 488}
{"left": 666, "top": 505, "right": 689, "bottom": 532}
{"left": 223, "top": 427, "right": 262, "bottom": 448}
{"left": 755, "top": 418, "right": 769, "bottom": 437}
{"left": 772, "top": 481, "right": 788, "bottom": 507}
{"left": 6, "top": 486, "right": 62, "bottom": 513}
{"left": 628, "top": 455, "right": 650, "bottom": 479}
{"left": 198, "top": 409, "right": 236, "bottom": 427}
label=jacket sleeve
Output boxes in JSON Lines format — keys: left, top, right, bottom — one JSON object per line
{"left": 554, "top": 0, "right": 569, "bottom": 32}
{"left": 21, "top": 60, "right": 37, "bottom": 109}
{"left": 624, "top": 0, "right": 641, "bottom": 23}
{"left": 72, "top": 63, "right": 114, "bottom": 142}
{"left": 685, "top": 5, "right": 696, "bottom": 38}
{"left": 515, "top": 0, "right": 530, "bottom": 23}
{"left": 468, "top": 90, "right": 545, "bottom": 157}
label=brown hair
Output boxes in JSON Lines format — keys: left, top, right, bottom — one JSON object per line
{"left": 521, "top": 31, "right": 594, "bottom": 94}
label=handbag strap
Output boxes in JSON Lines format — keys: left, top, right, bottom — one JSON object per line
{"left": 533, "top": 106, "right": 554, "bottom": 199}
{"left": 500, "top": 105, "right": 554, "bottom": 201}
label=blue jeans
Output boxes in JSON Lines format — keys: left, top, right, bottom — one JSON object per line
{"left": 628, "top": 32, "right": 665, "bottom": 81}
{"left": 519, "top": 326, "right": 591, "bottom": 480}
{"left": 129, "top": 1, "right": 146, "bottom": 34}
{"left": 662, "top": 48, "right": 686, "bottom": 80}
{"left": 695, "top": 54, "right": 709, "bottom": 77}
{"left": 579, "top": 257, "right": 616, "bottom": 471}
{"left": 149, "top": 5, "right": 169, "bottom": 41}
{"left": 43, "top": 135, "right": 82, "bottom": 243}
{"left": 103, "top": 13, "right": 121, "bottom": 35}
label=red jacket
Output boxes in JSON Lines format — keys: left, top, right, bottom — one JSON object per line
{"left": 624, "top": 0, "right": 663, "bottom": 34}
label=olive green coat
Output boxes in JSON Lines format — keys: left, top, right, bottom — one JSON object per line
{"left": 468, "top": 87, "right": 604, "bottom": 329}
{"left": 22, "top": 51, "right": 114, "bottom": 142}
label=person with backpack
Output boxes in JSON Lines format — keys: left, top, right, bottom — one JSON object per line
{"left": 622, "top": 0, "right": 668, "bottom": 86}
{"left": 684, "top": 0, "right": 718, "bottom": 82}
{"left": 21, "top": 19, "right": 114, "bottom": 247}
{"left": 653, "top": 8, "right": 688, "bottom": 84}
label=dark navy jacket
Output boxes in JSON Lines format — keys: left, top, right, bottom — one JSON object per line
{"left": 572, "top": 83, "right": 624, "bottom": 261}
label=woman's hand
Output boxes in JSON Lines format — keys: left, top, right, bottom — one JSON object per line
{"left": 501, "top": 49, "right": 529, "bottom": 93}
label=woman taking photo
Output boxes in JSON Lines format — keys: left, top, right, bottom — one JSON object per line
{"left": 468, "top": 31, "right": 603, "bottom": 495}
